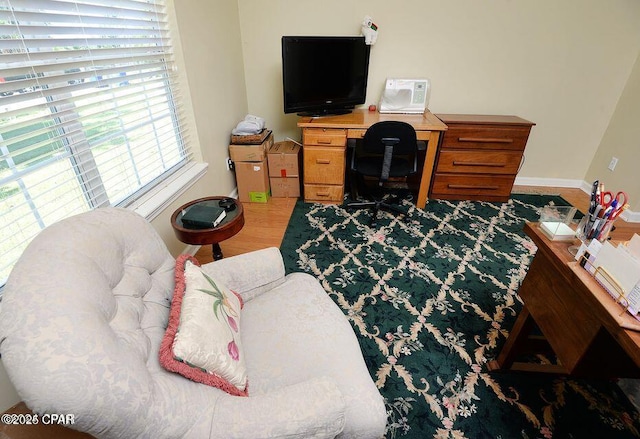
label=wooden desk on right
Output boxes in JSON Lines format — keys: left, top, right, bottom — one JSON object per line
{"left": 487, "top": 222, "right": 640, "bottom": 378}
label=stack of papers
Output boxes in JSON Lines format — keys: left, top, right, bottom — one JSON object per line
{"left": 539, "top": 221, "right": 576, "bottom": 241}
{"left": 575, "top": 234, "right": 640, "bottom": 316}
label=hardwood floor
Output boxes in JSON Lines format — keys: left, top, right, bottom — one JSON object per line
{"left": 195, "top": 187, "right": 640, "bottom": 263}
{"left": 195, "top": 197, "right": 298, "bottom": 263}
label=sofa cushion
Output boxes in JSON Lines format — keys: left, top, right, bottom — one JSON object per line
{"left": 160, "top": 254, "right": 248, "bottom": 396}
{"left": 241, "top": 272, "right": 387, "bottom": 438}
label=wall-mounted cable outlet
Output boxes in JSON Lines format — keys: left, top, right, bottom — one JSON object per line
{"left": 608, "top": 156, "right": 618, "bottom": 171}
{"left": 225, "top": 157, "right": 234, "bottom": 171}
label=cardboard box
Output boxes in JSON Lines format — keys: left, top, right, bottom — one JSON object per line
{"left": 267, "top": 141, "right": 301, "bottom": 177}
{"left": 231, "top": 129, "right": 271, "bottom": 145}
{"left": 235, "top": 160, "right": 270, "bottom": 203}
{"left": 270, "top": 177, "right": 300, "bottom": 198}
{"left": 229, "top": 132, "right": 274, "bottom": 162}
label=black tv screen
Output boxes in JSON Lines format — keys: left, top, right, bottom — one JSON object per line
{"left": 281, "top": 36, "right": 371, "bottom": 115}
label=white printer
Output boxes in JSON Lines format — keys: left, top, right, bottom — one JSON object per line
{"left": 379, "top": 78, "right": 430, "bottom": 114}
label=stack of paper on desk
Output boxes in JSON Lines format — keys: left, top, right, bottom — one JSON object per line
{"left": 582, "top": 235, "right": 640, "bottom": 315}
{"left": 539, "top": 221, "right": 576, "bottom": 241}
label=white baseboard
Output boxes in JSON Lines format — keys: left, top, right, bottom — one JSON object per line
{"left": 621, "top": 209, "right": 640, "bottom": 223}
{"left": 514, "top": 177, "right": 638, "bottom": 223}
{"left": 513, "top": 176, "right": 587, "bottom": 190}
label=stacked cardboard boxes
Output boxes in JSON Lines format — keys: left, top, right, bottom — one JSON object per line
{"left": 267, "top": 141, "right": 301, "bottom": 198}
{"left": 229, "top": 131, "right": 273, "bottom": 203}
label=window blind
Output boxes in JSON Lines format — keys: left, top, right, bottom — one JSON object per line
{"left": 0, "top": 0, "right": 190, "bottom": 287}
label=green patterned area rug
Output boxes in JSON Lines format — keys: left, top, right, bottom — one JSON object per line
{"left": 279, "top": 194, "right": 640, "bottom": 439}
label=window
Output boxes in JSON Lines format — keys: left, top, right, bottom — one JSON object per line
{"left": 0, "top": 0, "right": 190, "bottom": 286}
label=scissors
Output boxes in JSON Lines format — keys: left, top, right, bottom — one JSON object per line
{"left": 600, "top": 190, "right": 628, "bottom": 209}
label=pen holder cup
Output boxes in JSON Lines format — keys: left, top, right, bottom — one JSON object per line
{"left": 575, "top": 213, "right": 616, "bottom": 243}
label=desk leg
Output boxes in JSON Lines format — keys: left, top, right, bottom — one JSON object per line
{"left": 487, "top": 307, "right": 535, "bottom": 372}
{"left": 415, "top": 131, "right": 440, "bottom": 209}
{"left": 487, "top": 306, "right": 568, "bottom": 374}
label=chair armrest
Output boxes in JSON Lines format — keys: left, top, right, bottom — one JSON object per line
{"left": 200, "top": 247, "right": 286, "bottom": 302}
{"left": 417, "top": 140, "right": 427, "bottom": 151}
{"left": 212, "top": 376, "right": 346, "bottom": 439}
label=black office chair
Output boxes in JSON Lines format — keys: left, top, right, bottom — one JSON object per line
{"left": 345, "top": 121, "right": 420, "bottom": 226}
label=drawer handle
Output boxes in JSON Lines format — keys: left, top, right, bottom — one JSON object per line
{"left": 452, "top": 161, "right": 506, "bottom": 167}
{"left": 316, "top": 192, "right": 330, "bottom": 197}
{"left": 458, "top": 137, "right": 513, "bottom": 143}
{"left": 317, "top": 139, "right": 333, "bottom": 144}
{"left": 448, "top": 184, "right": 499, "bottom": 190}
{"left": 316, "top": 159, "right": 331, "bottom": 164}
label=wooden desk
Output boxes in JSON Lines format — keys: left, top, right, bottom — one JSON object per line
{"left": 297, "top": 110, "right": 447, "bottom": 208}
{"left": 487, "top": 222, "right": 640, "bottom": 378}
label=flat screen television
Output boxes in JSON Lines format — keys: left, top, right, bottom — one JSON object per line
{"left": 281, "top": 36, "right": 371, "bottom": 116}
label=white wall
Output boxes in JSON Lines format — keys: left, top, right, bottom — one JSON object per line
{"left": 586, "top": 51, "right": 640, "bottom": 211}
{"left": 238, "top": 0, "right": 640, "bottom": 186}
{"left": 151, "top": 0, "right": 249, "bottom": 257}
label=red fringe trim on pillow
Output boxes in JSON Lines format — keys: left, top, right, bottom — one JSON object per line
{"left": 159, "top": 254, "right": 248, "bottom": 397}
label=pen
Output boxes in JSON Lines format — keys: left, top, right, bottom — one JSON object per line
{"left": 598, "top": 182, "right": 603, "bottom": 200}
{"left": 594, "top": 202, "right": 620, "bottom": 240}
{"left": 588, "top": 220, "right": 599, "bottom": 239}
{"left": 602, "top": 201, "right": 616, "bottom": 220}
{"left": 583, "top": 206, "right": 597, "bottom": 238}
{"left": 590, "top": 203, "right": 613, "bottom": 239}
{"left": 611, "top": 203, "right": 629, "bottom": 220}
{"left": 589, "top": 180, "right": 599, "bottom": 216}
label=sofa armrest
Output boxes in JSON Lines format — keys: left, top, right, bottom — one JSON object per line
{"left": 200, "top": 247, "right": 286, "bottom": 302}
{"left": 211, "top": 376, "right": 345, "bottom": 439}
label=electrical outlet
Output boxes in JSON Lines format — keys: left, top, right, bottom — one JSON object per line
{"left": 608, "top": 156, "right": 618, "bottom": 171}
{"left": 225, "top": 157, "right": 234, "bottom": 171}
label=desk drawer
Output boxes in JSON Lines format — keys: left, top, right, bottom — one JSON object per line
{"left": 436, "top": 150, "right": 522, "bottom": 175}
{"left": 304, "top": 184, "right": 344, "bottom": 202}
{"left": 347, "top": 128, "right": 431, "bottom": 141}
{"left": 431, "top": 174, "right": 515, "bottom": 199}
{"left": 442, "top": 125, "right": 530, "bottom": 151}
{"left": 347, "top": 129, "right": 367, "bottom": 139}
{"left": 303, "top": 128, "right": 346, "bottom": 146}
{"left": 303, "top": 146, "right": 345, "bottom": 184}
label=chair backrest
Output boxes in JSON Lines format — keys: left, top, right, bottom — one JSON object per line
{"left": 362, "top": 120, "right": 417, "bottom": 156}
{"left": 352, "top": 121, "right": 418, "bottom": 184}
{"left": 0, "top": 207, "right": 223, "bottom": 438}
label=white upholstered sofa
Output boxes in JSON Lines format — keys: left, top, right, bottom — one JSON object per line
{"left": 0, "top": 207, "right": 386, "bottom": 438}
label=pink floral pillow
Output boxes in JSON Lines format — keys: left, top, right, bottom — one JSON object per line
{"left": 160, "top": 254, "right": 248, "bottom": 396}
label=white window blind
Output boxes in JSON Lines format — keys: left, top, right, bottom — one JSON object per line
{"left": 0, "top": 0, "right": 190, "bottom": 286}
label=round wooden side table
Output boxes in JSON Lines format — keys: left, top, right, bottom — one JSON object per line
{"left": 171, "top": 196, "right": 244, "bottom": 260}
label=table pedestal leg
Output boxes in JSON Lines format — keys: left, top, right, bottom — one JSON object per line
{"left": 212, "top": 243, "right": 223, "bottom": 261}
